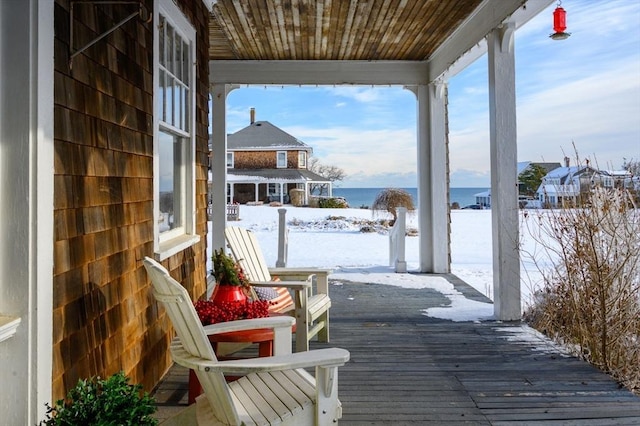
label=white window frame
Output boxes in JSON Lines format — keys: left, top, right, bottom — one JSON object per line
{"left": 276, "top": 151, "right": 287, "bottom": 168}
{"left": 153, "top": 0, "right": 199, "bottom": 260}
{"left": 227, "top": 152, "right": 234, "bottom": 168}
{"left": 298, "top": 151, "right": 307, "bottom": 168}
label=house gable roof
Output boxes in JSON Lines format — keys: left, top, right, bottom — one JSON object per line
{"left": 228, "top": 121, "right": 312, "bottom": 151}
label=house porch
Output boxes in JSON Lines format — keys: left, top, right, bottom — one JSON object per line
{"left": 152, "top": 275, "right": 640, "bottom": 425}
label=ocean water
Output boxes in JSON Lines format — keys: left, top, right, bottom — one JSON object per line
{"left": 332, "top": 187, "right": 487, "bottom": 209}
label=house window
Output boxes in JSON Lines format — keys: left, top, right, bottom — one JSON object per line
{"left": 154, "top": 0, "right": 199, "bottom": 258}
{"left": 277, "top": 151, "right": 287, "bottom": 168}
{"left": 298, "top": 151, "right": 307, "bottom": 168}
{"left": 227, "top": 152, "right": 234, "bottom": 168}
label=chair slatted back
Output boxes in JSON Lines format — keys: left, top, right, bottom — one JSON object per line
{"left": 143, "top": 257, "right": 240, "bottom": 425}
{"left": 225, "top": 226, "right": 272, "bottom": 282}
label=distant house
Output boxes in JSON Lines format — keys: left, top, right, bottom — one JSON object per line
{"left": 472, "top": 161, "right": 561, "bottom": 208}
{"left": 224, "top": 110, "right": 332, "bottom": 205}
{"left": 536, "top": 158, "right": 605, "bottom": 208}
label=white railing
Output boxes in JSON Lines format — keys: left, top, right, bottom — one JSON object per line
{"left": 389, "top": 207, "right": 407, "bottom": 273}
{"left": 276, "top": 208, "right": 288, "bottom": 267}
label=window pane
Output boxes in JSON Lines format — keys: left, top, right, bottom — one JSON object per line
{"left": 159, "top": 69, "right": 166, "bottom": 122}
{"left": 182, "top": 87, "right": 189, "bottom": 131}
{"left": 159, "top": 131, "right": 184, "bottom": 233}
{"left": 182, "top": 40, "right": 189, "bottom": 86}
{"left": 174, "top": 83, "right": 181, "bottom": 128}
{"left": 174, "top": 33, "right": 182, "bottom": 80}
{"left": 159, "top": 16, "right": 165, "bottom": 67}
{"left": 167, "top": 25, "right": 174, "bottom": 75}
{"left": 277, "top": 152, "right": 286, "bottom": 168}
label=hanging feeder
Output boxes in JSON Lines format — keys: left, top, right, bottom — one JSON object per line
{"left": 550, "top": 2, "right": 571, "bottom": 40}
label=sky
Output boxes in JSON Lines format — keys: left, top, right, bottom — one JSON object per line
{"left": 222, "top": 1, "right": 640, "bottom": 188}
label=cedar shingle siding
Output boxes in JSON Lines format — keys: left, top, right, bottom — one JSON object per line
{"left": 52, "top": 0, "right": 209, "bottom": 398}
{"left": 234, "top": 151, "right": 303, "bottom": 169}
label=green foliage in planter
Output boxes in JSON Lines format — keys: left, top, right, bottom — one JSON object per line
{"left": 40, "top": 371, "right": 157, "bottom": 426}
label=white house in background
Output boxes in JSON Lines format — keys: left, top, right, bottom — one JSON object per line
{"left": 223, "top": 110, "right": 332, "bottom": 205}
{"left": 536, "top": 158, "right": 604, "bottom": 207}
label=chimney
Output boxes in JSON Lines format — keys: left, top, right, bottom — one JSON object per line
{"left": 564, "top": 156, "right": 570, "bottom": 167}
{"left": 250, "top": 107, "right": 255, "bottom": 124}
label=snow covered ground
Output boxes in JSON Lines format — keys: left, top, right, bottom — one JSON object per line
{"left": 207, "top": 205, "right": 548, "bottom": 322}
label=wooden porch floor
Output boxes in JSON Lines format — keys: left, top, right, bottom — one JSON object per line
{"left": 152, "top": 274, "right": 640, "bottom": 425}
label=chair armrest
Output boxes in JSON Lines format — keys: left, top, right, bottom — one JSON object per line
{"left": 249, "top": 279, "right": 311, "bottom": 290}
{"left": 201, "top": 316, "right": 295, "bottom": 336}
{"left": 269, "top": 267, "right": 332, "bottom": 276}
{"left": 269, "top": 268, "right": 331, "bottom": 295}
{"left": 198, "top": 348, "right": 350, "bottom": 375}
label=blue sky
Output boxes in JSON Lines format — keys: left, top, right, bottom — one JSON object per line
{"left": 223, "top": 1, "right": 640, "bottom": 188}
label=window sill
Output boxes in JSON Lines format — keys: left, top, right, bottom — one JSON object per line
{"left": 156, "top": 234, "right": 201, "bottom": 261}
{"left": 0, "top": 315, "right": 21, "bottom": 344}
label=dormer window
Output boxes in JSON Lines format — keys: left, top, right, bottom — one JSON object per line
{"left": 277, "top": 151, "right": 287, "bottom": 168}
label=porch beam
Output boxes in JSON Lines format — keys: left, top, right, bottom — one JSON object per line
{"left": 210, "top": 60, "right": 429, "bottom": 85}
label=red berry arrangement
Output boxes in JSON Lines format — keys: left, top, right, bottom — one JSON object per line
{"left": 194, "top": 299, "right": 272, "bottom": 326}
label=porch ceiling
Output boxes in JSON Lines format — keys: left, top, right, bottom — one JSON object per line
{"left": 208, "top": 0, "right": 483, "bottom": 61}
{"left": 206, "top": 0, "right": 553, "bottom": 85}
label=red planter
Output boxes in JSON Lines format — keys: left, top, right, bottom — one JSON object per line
{"left": 211, "top": 284, "right": 247, "bottom": 305}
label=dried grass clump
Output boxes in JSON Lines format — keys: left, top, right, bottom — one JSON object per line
{"left": 371, "top": 188, "right": 415, "bottom": 225}
{"left": 523, "top": 186, "right": 640, "bottom": 394}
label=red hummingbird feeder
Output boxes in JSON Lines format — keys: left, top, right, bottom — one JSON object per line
{"left": 550, "top": 2, "right": 570, "bottom": 40}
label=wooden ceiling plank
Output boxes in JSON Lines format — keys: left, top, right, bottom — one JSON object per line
{"left": 342, "top": 0, "right": 368, "bottom": 60}
{"left": 375, "top": 0, "right": 409, "bottom": 59}
{"left": 213, "top": 2, "right": 253, "bottom": 59}
{"left": 319, "top": 0, "right": 333, "bottom": 59}
{"left": 304, "top": 0, "right": 317, "bottom": 59}
{"left": 390, "top": 0, "right": 446, "bottom": 60}
{"left": 273, "top": 0, "right": 293, "bottom": 59}
{"left": 325, "top": 0, "right": 348, "bottom": 59}
{"left": 361, "top": 0, "right": 398, "bottom": 60}
{"left": 262, "top": 0, "right": 284, "bottom": 60}
{"left": 399, "top": 1, "right": 450, "bottom": 60}
{"left": 383, "top": 0, "right": 429, "bottom": 60}
{"left": 357, "top": 0, "right": 393, "bottom": 59}
{"left": 314, "top": 0, "right": 324, "bottom": 58}
{"left": 337, "top": 0, "right": 358, "bottom": 60}
{"left": 248, "top": 0, "right": 280, "bottom": 59}
{"left": 350, "top": 0, "right": 375, "bottom": 59}
{"left": 290, "top": 0, "right": 303, "bottom": 59}
{"left": 231, "top": 0, "right": 266, "bottom": 59}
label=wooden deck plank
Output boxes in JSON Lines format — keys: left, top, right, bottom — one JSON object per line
{"left": 153, "top": 274, "right": 640, "bottom": 424}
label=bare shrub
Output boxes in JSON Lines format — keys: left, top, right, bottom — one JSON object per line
{"left": 371, "top": 188, "right": 415, "bottom": 226}
{"left": 523, "top": 186, "right": 640, "bottom": 394}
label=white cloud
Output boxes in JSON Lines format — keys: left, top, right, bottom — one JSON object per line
{"left": 284, "top": 125, "right": 417, "bottom": 179}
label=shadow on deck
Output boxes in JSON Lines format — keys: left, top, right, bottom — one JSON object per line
{"left": 152, "top": 273, "right": 640, "bottom": 425}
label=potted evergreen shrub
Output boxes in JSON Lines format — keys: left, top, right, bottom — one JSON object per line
{"left": 39, "top": 371, "right": 157, "bottom": 425}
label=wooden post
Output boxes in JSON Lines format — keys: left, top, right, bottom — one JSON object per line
{"left": 276, "top": 208, "right": 288, "bottom": 267}
{"left": 488, "top": 23, "right": 521, "bottom": 321}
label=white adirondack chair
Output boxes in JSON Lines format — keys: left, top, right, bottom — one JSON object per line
{"left": 225, "top": 226, "right": 332, "bottom": 352}
{"left": 143, "top": 257, "right": 349, "bottom": 426}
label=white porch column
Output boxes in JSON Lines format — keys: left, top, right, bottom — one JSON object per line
{"left": 254, "top": 183, "right": 259, "bottom": 202}
{"left": 412, "top": 83, "right": 450, "bottom": 273}
{"left": 210, "top": 84, "right": 234, "bottom": 252}
{"left": 0, "top": 1, "right": 54, "bottom": 424}
{"left": 487, "top": 23, "right": 521, "bottom": 321}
